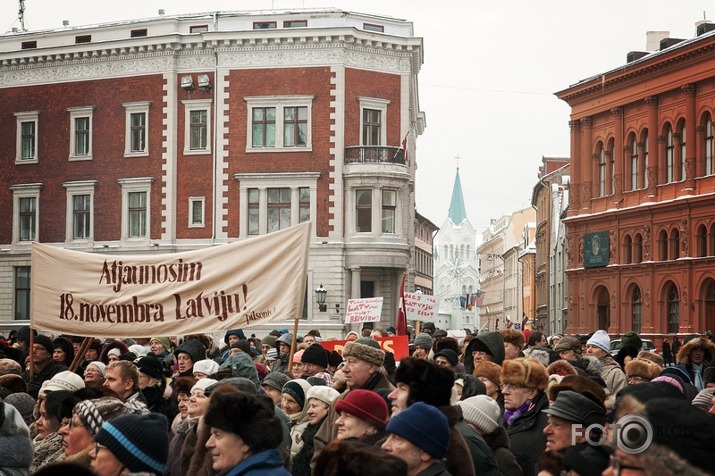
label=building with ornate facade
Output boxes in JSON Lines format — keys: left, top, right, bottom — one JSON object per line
{"left": 0, "top": 9, "right": 425, "bottom": 337}
{"left": 557, "top": 22, "right": 715, "bottom": 341}
{"left": 415, "top": 212, "right": 438, "bottom": 295}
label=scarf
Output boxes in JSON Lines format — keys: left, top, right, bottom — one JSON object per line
{"left": 504, "top": 399, "right": 533, "bottom": 426}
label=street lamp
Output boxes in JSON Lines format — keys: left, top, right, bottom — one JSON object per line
{"left": 315, "top": 284, "right": 327, "bottom": 312}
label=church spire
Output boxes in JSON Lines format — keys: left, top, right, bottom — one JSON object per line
{"left": 448, "top": 167, "right": 467, "bottom": 226}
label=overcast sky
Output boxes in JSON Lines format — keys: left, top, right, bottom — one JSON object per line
{"left": 4, "top": 0, "right": 714, "bottom": 236}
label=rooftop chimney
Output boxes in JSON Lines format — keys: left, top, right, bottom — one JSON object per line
{"left": 696, "top": 21, "right": 715, "bottom": 36}
{"left": 62, "top": 20, "right": 69, "bottom": 27}
{"left": 158, "top": 9, "right": 165, "bottom": 16}
{"left": 646, "top": 31, "right": 669, "bottom": 51}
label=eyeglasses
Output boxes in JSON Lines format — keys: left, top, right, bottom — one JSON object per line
{"left": 473, "top": 351, "right": 488, "bottom": 357}
{"left": 609, "top": 454, "right": 645, "bottom": 475}
{"left": 84, "top": 368, "right": 100, "bottom": 374}
{"left": 501, "top": 384, "right": 527, "bottom": 392}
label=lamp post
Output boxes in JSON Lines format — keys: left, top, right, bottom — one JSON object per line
{"left": 315, "top": 284, "right": 327, "bottom": 312}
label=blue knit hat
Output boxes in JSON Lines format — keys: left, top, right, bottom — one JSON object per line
{"left": 95, "top": 413, "right": 169, "bottom": 475}
{"left": 385, "top": 402, "right": 449, "bottom": 459}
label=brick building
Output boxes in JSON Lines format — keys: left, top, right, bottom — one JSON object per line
{"left": 557, "top": 23, "right": 715, "bottom": 341}
{"left": 0, "top": 9, "right": 425, "bottom": 337}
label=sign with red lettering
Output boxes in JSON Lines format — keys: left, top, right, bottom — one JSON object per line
{"left": 321, "top": 335, "right": 409, "bottom": 361}
{"left": 404, "top": 292, "right": 438, "bottom": 322}
{"left": 344, "top": 297, "right": 383, "bottom": 324}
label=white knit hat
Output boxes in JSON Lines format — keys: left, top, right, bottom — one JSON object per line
{"left": 458, "top": 395, "right": 500, "bottom": 434}
{"left": 39, "top": 370, "right": 86, "bottom": 397}
{"left": 87, "top": 361, "right": 107, "bottom": 377}
{"left": 586, "top": 330, "right": 611, "bottom": 354}
{"left": 193, "top": 359, "right": 219, "bottom": 377}
{"left": 306, "top": 385, "right": 340, "bottom": 406}
{"left": 190, "top": 378, "right": 218, "bottom": 395}
{"left": 107, "top": 348, "right": 121, "bottom": 358}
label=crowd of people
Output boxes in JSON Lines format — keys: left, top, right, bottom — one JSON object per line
{"left": 0, "top": 324, "right": 713, "bottom": 476}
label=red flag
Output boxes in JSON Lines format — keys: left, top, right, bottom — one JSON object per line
{"left": 393, "top": 133, "right": 409, "bottom": 164}
{"left": 396, "top": 273, "right": 407, "bottom": 335}
{"left": 401, "top": 133, "right": 408, "bottom": 164}
{"left": 475, "top": 289, "right": 485, "bottom": 308}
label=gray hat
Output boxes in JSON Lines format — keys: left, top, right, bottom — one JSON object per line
{"left": 553, "top": 336, "right": 582, "bottom": 355}
{"left": 3, "top": 392, "right": 35, "bottom": 422}
{"left": 262, "top": 372, "right": 290, "bottom": 392}
{"left": 413, "top": 333, "right": 434, "bottom": 350}
{"left": 543, "top": 390, "right": 605, "bottom": 425}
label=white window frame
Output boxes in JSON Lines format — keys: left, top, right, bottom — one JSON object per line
{"left": 68, "top": 106, "right": 94, "bottom": 161}
{"left": 118, "top": 177, "right": 153, "bottom": 244}
{"left": 10, "top": 183, "right": 42, "bottom": 245}
{"left": 244, "top": 96, "right": 313, "bottom": 152}
{"left": 358, "top": 97, "right": 390, "bottom": 146}
{"left": 188, "top": 196, "right": 205, "bottom": 228}
{"left": 182, "top": 99, "right": 212, "bottom": 155}
{"left": 234, "top": 173, "right": 319, "bottom": 237}
{"left": 63, "top": 180, "right": 97, "bottom": 244}
{"left": 347, "top": 185, "right": 402, "bottom": 236}
{"left": 15, "top": 111, "right": 39, "bottom": 164}
{"left": 123, "top": 101, "right": 151, "bottom": 157}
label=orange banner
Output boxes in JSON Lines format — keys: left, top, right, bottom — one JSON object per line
{"left": 321, "top": 335, "right": 409, "bottom": 361}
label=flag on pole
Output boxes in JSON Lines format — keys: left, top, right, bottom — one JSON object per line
{"left": 396, "top": 272, "right": 407, "bottom": 335}
{"left": 393, "top": 132, "right": 409, "bottom": 164}
{"left": 475, "top": 289, "right": 485, "bottom": 308}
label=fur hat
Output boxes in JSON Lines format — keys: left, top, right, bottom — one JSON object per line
{"left": 586, "top": 330, "right": 610, "bottom": 354}
{"left": 306, "top": 385, "right": 340, "bottom": 406}
{"left": 676, "top": 336, "right": 715, "bottom": 365}
{"left": 172, "top": 376, "right": 197, "bottom": 396}
{"left": 0, "top": 359, "right": 21, "bottom": 376}
{"left": 301, "top": 344, "right": 329, "bottom": 368}
{"left": 546, "top": 359, "right": 577, "bottom": 377}
{"left": 0, "top": 374, "right": 27, "bottom": 395}
{"left": 192, "top": 359, "right": 219, "bottom": 377}
{"left": 500, "top": 329, "right": 525, "bottom": 349}
{"left": 334, "top": 389, "right": 388, "bottom": 430}
{"left": 636, "top": 350, "right": 664, "bottom": 368}
{"left": 262, "top": 372, "right": 290, "bottom": 393}
{"left": 74, "top": 397, "right": 133, "bottom": 437}
{"left": 39, "top": 370, "right": 86, "bottom": 398}
{"left": 547, "top": 374, "right": 607, "bottom": 405}
{"left": 625, "top": 358, "right": 661, "bottom": 382}
{"left": 95, "top": 413, "right": 169, "bottom": 475}
{"left": 3, "top": 393, "right": 35, "bottom": 422}
{"left": 204, "top": 391, "right": 283, "bottom": 453}
{"left": 386, "top": 401, "right": 449, "bottom": 459}
{"left": 500, "top": 358, "right": 549, "bottom": 391}
{"left": 458, "top": 395, "right": 500, "bottom": 434}
{"left": 394, "top": 357, "right": 454, "bottom": 407}
{"left": 413, "top": 333, "right": 434, "bottom": 350}
{"left": 473, "top": 361, "right": 502, "bottom": 388}
{"left": 342, "top": 338, "right": 385, "bottom": 367}
{"left": 434, "top": 337, "right": 459, "bottom": 354}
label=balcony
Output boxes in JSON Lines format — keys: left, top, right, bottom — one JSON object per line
{"left": 345, "top": 146, "right": 405, "bottom": 165}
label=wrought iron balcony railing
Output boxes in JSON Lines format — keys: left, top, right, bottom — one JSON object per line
{"left": 345, "top": 146, "right": 405, "bottom": 165}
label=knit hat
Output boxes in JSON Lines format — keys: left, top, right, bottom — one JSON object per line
{"left": 74, "top": 397, "right": 132, "bottom": 436}
{"left": 261, "top": 335, "right": 277, "bottom": 347}
{"left": 500, "top": 358, "right": 549, "bottom": 391}
{"left": 334, "top": 389, "right": 388, "bottom": 430}
{"left": 0, "top": 359, "right": 21, "bottom": 376}
{"left": 262, "top": 372, "right": 290, "bottom": 393}
{"left": 543, "top": 390, "right": 606, "bottom": 425}
{"left": 473, "top": 361, "right": 502, "bottom": 388}
{"left": 500, "top": 329, "right": 526, "bottom": 349}
{"left": 302, "top": 344, "right": 329, "bottom": 368}
{"left": 433, "top": 349, "right": 458, "bottom": 367}
{"left": 33, "top": 334, "right": 54, "bottom": 354}
{"left": 193, "top": 359, "right": 219, "bottom": 377}
{"left": 282, "top": 379, "right": 309, "bottom": 409}
{"left": 292, "top": 349, "right": 304, "bottom": 364}
{"left": 95, "top": 413, "right": 169, "bottom": 475}
{"left": 3, "top": 392, "right": 35, "bottom": 422}
{"left": 265, "top": 348, "right": 278, "bottom": 361}
{"left": 620, "top": 331, "right": 642, "bottom": 350}
{"left": 553, "top": 336, "right": 582, "bottom": 355}
{"left": 586, "top": 330, "right": 610, "bottom": 354}
{"left": 136, "top": 356, "right": 164, "bottom": 380}
{"left": 306, "top": 385, "right": 340, "bottom": 406}
{"left": 191, "top": 378, "right": 218, "bottom": 395}
{"left": 149, "top": 337, "right": 172, "bottom": 352}
{"left": 87, "top": 361, "right": 106, "bottom": 377}
{"left": 386, "top": 401, "right": 449, "bottom": 459}
{"left": 458, "top": 395, "right": 500, "bottom": 434}
{"left": 342, "top": 338, "right": 385, "bottom": 367}
{"left": 625, "top": 358, "right": 661, "bottom": 381}
{"left": 413, "top": 333, "right": 434, "bottom": 350}
{"left": 0, "top": 401, "right": 33, "bottom": 470}
{"left": 39, "top": 370, "right": 86, "bottom": 397}
{"left": 230, "top": 340, "right": 252, "bottom": 355}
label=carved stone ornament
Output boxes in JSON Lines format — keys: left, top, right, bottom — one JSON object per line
{"left": 609, "top": 230, "right": 616, "bottom": 261}
{"left": 580, "top": 294, "right": 585, "bottom": 310}
{"left": 683, "top": 289, "right": 688, "bottom": 306}
{"left": 611, "top": 292, "right": 617, "bottom": 308}
{"left": 613, "top": 174, "right": 622, "bottom": 196}
{"left": 644, "top": 291, "right": 650, "bottom": 306}
{"left": 680, "top": 219, "right": 689, "bottom": 255}
{"left": 582, "top": 182, "right": 592, "bottom": 203}
{"left": 642, "top": 225, "right": 651, "bottom": 261}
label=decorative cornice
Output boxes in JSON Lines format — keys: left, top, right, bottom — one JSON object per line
{"left": 681, "top": 83, "right": 696, "bottom": 96}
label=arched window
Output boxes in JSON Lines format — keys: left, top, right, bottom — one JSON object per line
{"left": 597, "top": 142, "right": 607, "bottom": 197}
{"left": 667, "top": 283, "right": 680, "bottom": 333}
{"left": 696, "top": 224, "right": 707, "bottom": 257}
{"left": 632, "top": 286, "right": 642, "bottom": 334}
{"left": 677, "top": 119, "right": 686, "bottom": 181}
{"left": 705, "top": 113, "right": 714, "bottom": 176}
{"left": 643, "top": 131, "right": 650, "bottom": 188}
{"left": 624, "top": 234, "right": 632, "bottom": 264}
{"left": 664, "top": 123, "right": 674, "bottom": 183}
{"left": 633, "top": 233, "right": 643, "bottom": 263}
{"left": 669, "top": 228, "right": 680, "bottom": 260}
{"left": 608, "top": 139, "right": 615, "bottom": 195}
{"left": 629, "top": 134, "right": 639, "bottom": 190}
{"left": 658, "top": 230, "right": 668, "bottom": 261}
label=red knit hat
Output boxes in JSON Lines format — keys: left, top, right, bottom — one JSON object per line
{"left": 334, "top": 389, "right": 388, "bottom": 430}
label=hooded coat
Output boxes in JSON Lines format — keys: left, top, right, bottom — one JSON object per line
{"left": 173, "top": 339, "right": 207, "bottom": 376}
{"left": 675, "top": 336, "right": 714, "bottom": 390}
{"left": 98, "top": 340, "right": 130, "bottom": 364}
{"left": 464, "top": 332, "right": 505, "bottom": 374}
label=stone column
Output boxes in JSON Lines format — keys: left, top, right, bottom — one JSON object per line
{"left": 569, "top": 120, "right": 581, "bottom": 211}
{"left": 611, "top": 107, "right": 624, "bottom": 202}
{"left": 682, "top": 84, "right": 696, "bottom": 190}
{"left": 645, "top": 96, "right": 659, "bottom": 197}
{"left": 580, "top": 117, "right": 593, "bottom": 209}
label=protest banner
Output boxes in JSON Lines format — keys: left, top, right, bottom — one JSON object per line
{"left": 321, "top": 335, "right": 409, "bottom": 361}
{"left": 404, "top": 292, "right": 438, "bottom": 323}
{"left": 344, "top": 297, "right": 383, "bottom": 324}
{"left": 31, "top": 222, "right": 311, "bottom": 338}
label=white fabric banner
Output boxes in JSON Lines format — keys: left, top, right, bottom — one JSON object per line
{"left": 31, "top": 222, "right": 311, "bottom": 338}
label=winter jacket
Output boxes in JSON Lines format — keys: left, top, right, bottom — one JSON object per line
{"left": 598, "top": 356, "right": 628, "bottom": 395}
{"left": 220, "top": 447, "right": 289, "bottom": 476}
{"left": 505, "top": 391, "right": 548, "bottom": 476}
{"left": 165, "top": 416, "right": 197, "bottom": 476}
{"left": 674, "top": 336, "right": 714, "bottom": 390}
{"left": 415, "top": 461, "right": 453, "bottom": 476}
{"left": 454, "top": 418, "right": 500, "bottom": 476}
{"left": 291, "top": 419, "right": 323, "bottom": 476}
{"left": 483, "top": 425, "right": 522, "bottom": 476}
{"left": 174, "top": 339, "right": 207, "bottom": 368}
{"left": 21, "top": 360, "right": 66, "bottom": 399}
{"left": 464, "top": 332, "right": 505, "bottom": 374}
